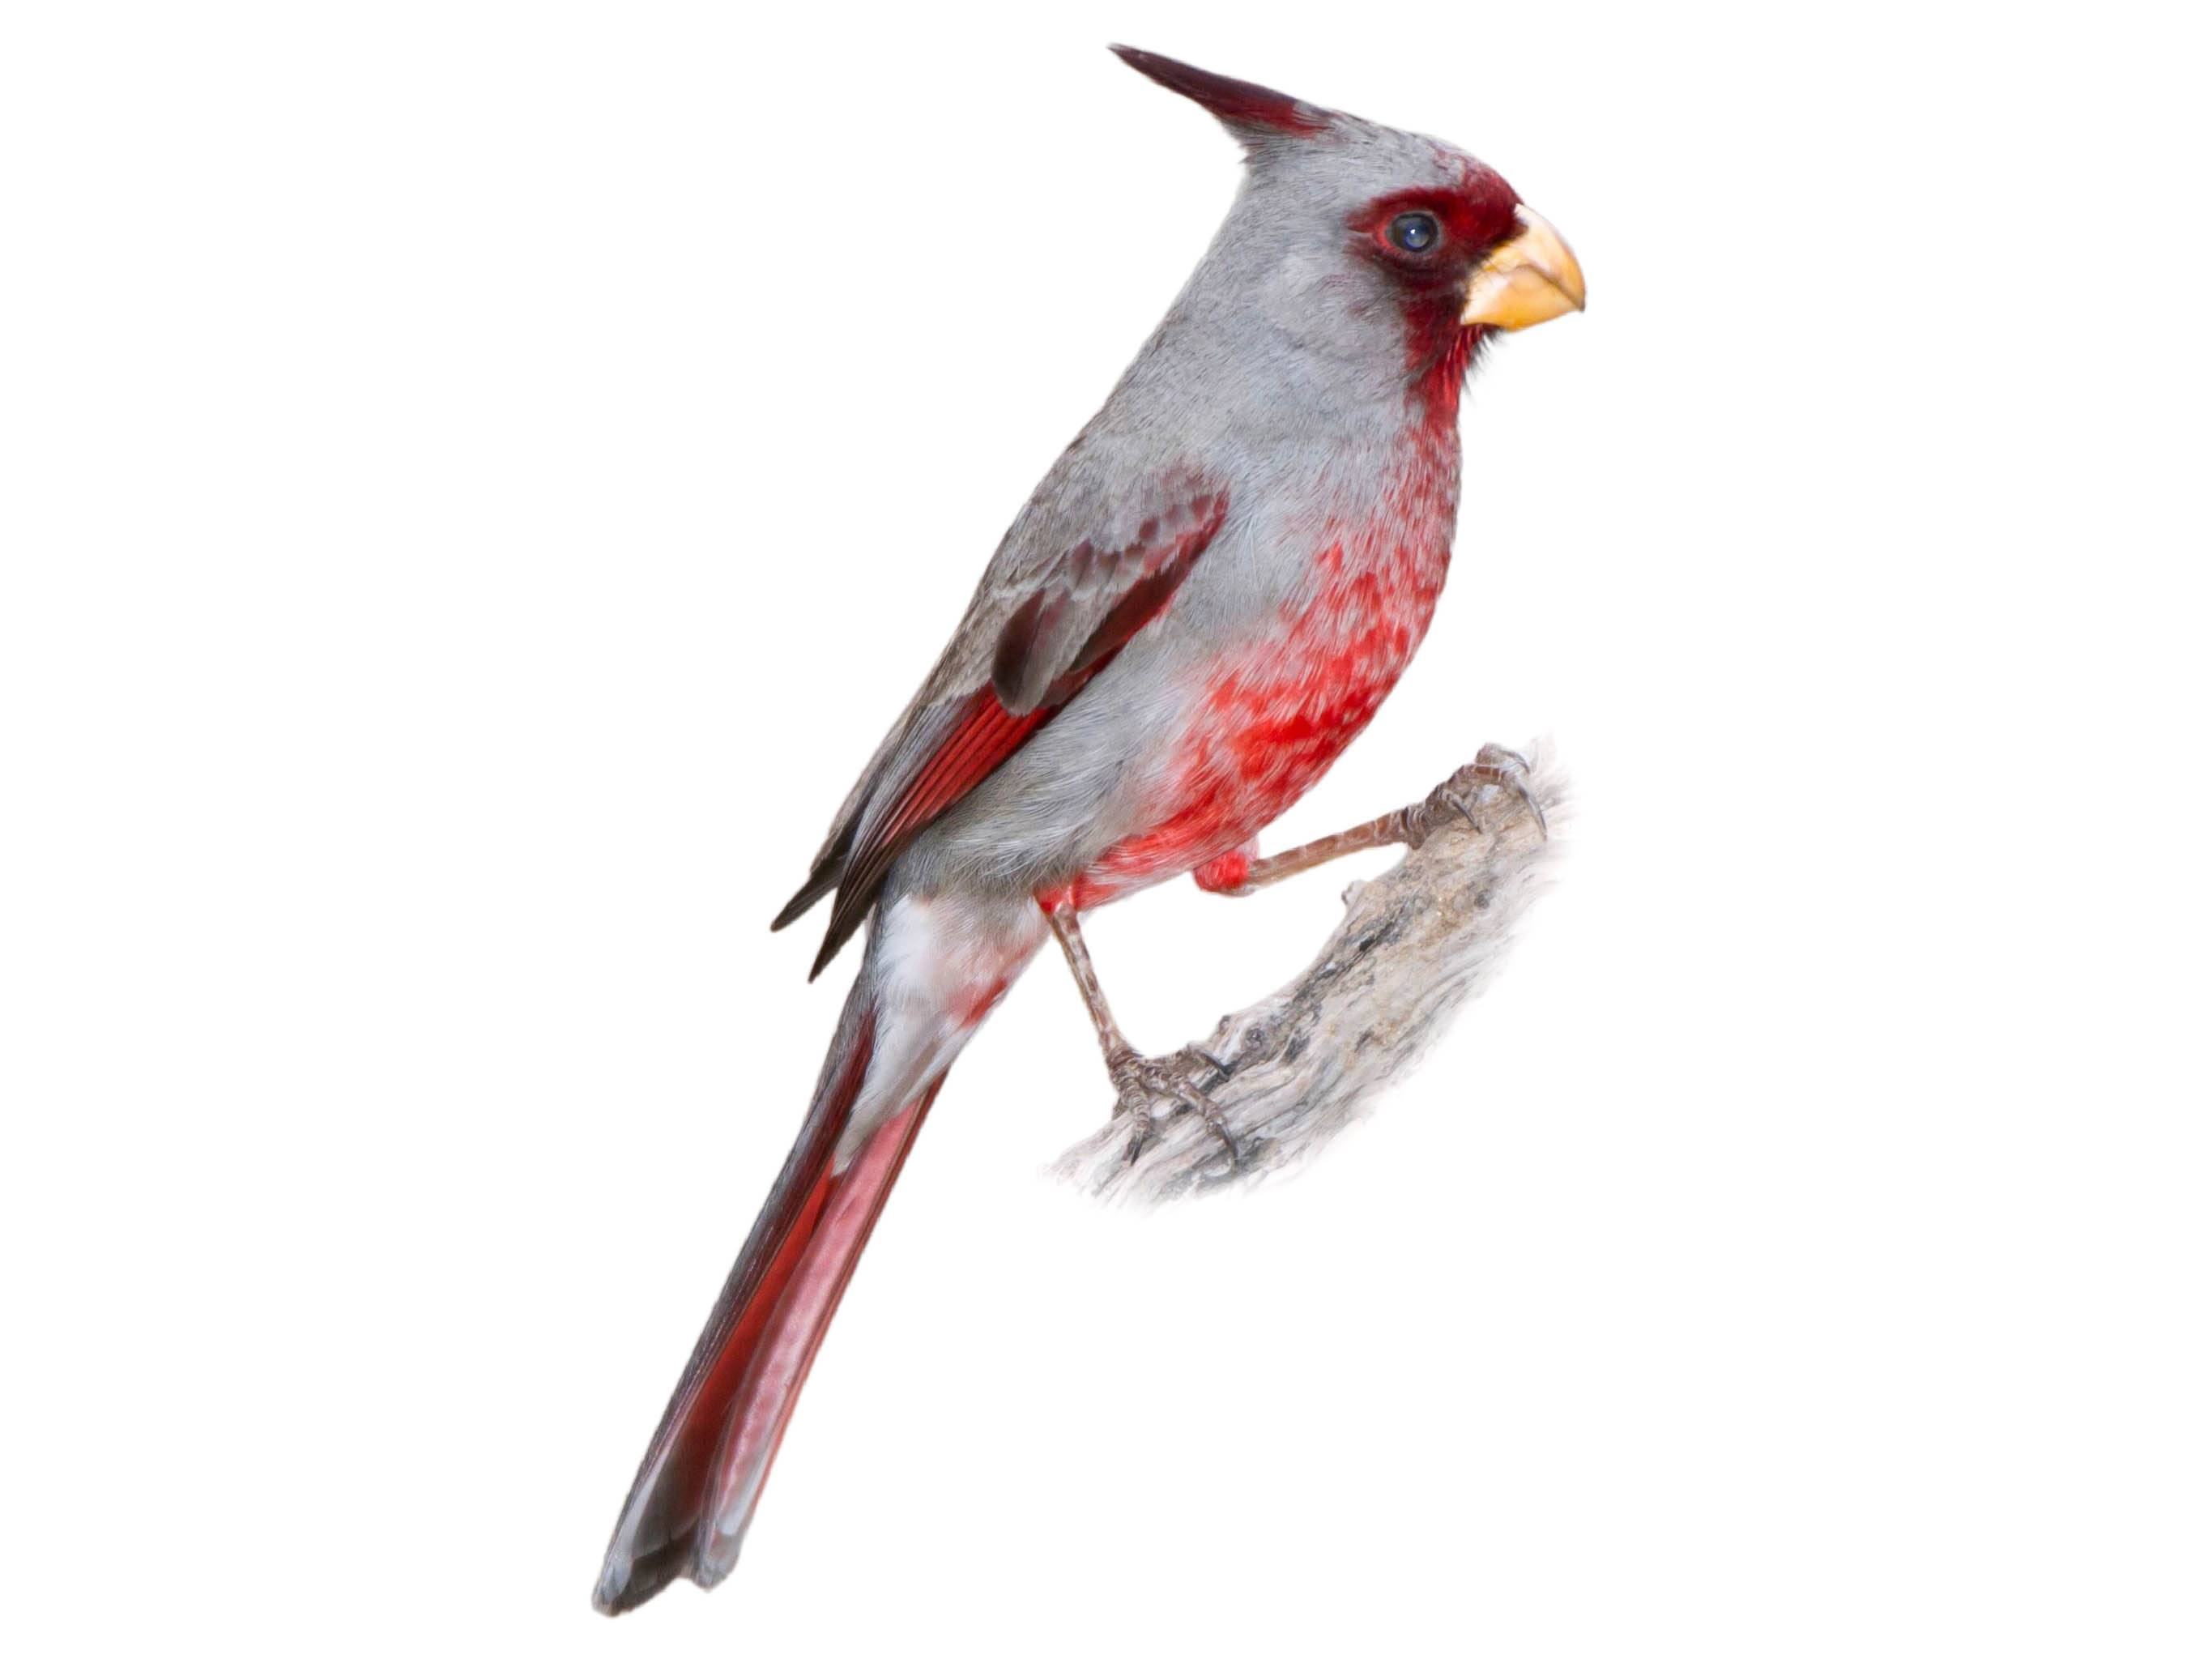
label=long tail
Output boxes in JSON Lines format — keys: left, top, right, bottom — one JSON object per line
{"left": 592, "top": 966, "right": 946, "bottom": 1614}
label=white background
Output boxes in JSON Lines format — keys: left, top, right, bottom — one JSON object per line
{"left": 4, "top": 2, "right": 2206, "bottom": 1653}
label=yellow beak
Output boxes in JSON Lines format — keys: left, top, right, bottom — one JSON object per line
{"left": 1460, "top": 205, "right": 1587, "bottom": 331}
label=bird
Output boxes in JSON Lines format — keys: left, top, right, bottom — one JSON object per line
{"left": 592, "top": 44, "right": 1585, "bottom": 1614}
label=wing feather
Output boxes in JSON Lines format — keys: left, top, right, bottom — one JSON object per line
{"left": 775, "top": 473, "right": 1227, "bottom": 974}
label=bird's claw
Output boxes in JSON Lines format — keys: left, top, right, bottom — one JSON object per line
{"left": 1108, "top": 1045, "right": 1240, "bottom": 1169}
{"left": 1401, "top": 746, "right": 1547, "bottom": 845}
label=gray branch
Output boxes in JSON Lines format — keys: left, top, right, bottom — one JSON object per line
{"left": 1052, "top": 742, "right": 1566, "bottom": 1205}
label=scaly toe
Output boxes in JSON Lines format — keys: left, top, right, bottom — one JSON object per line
{"left": 1107, "top": 1050, "right": 1239, "bottom": 1170}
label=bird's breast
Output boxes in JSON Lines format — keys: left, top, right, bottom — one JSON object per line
{"left": 1056, "top": 426, "right": 1460, "bottom": 907}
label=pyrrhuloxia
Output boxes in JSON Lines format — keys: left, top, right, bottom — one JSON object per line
{"left": 595, "top": 45, "right": 1584, "bottom": 1613}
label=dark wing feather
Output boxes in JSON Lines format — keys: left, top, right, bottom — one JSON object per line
{"left": 775, "top": 475, "right": 1227, "bottom": 975}
{"left": 804, "top": 689, "right": 1052, "bottom": 976}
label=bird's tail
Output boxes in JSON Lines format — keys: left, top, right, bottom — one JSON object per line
{"left": 592, "top": 945, "right": 965, "bottom": 1614}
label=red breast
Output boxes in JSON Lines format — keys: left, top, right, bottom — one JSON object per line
{"left": 1058, "top": 429, "right": 1459, "bottom": 909}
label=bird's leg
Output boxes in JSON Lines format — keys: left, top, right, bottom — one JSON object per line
{"left": 1206, "top": 744, "right": 1547, "bottom": 898}
{"left": 1042, "top": 903, "right": 1238, "bottom": 1168}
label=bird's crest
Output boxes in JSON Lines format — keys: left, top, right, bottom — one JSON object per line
{"left": 1110, "top": 45, "right": 1333, "bottom": 144}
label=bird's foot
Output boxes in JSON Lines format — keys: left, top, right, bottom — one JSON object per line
{"left": 1397, "top": 744, "right": 1547, "bottom": 847}
{"left": 1108, "top": 1043, "right": 1239, "bottom": 1169}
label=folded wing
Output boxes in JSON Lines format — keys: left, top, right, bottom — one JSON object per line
{"left": 776, "top": 473, "right": 1229, "bottom": 975}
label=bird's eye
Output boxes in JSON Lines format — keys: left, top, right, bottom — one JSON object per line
{"left": 1387, "top": 211, "right": 1442, "bottom": 254}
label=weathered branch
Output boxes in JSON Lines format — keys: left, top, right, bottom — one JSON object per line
{"left": 1053, "top": 742, "right": 1565, "bottom": 1205}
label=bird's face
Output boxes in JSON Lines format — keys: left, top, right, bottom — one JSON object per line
{"left": 1113, "top": 46, "right": 1585, "bottom": 399}
{"left": 1340, "top": 149, "right": 1585, "bottom": 340}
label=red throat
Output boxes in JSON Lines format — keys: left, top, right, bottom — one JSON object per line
{"left": 1413, "top": 323, "right": 1483, "bottom": 432}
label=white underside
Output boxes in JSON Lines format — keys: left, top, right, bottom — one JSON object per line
{"left": 833, "top": 890, "right": 1048, "bottom": 1167}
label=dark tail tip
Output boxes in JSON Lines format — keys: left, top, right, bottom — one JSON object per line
{"left": 592, "top": 1533, "right": 693, "bottom": 1616}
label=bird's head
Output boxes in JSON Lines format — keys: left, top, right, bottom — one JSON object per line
{"left": 1111, "top": 45, "right": 1585, "bottom": 412}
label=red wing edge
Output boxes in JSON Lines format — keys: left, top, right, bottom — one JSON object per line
{"left": 776, "top": 495, "right": 1225, "bottom": 975}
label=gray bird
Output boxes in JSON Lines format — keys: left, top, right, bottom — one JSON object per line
{"left": 595, "top": 44, "right": 1584, "bottom": 1614}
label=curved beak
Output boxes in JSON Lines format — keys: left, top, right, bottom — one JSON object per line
{"left": 1460, "top": 205, "right": 1587, "bottom": 331}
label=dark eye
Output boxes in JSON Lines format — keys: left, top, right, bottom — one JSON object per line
{"left": 1387, "top": 211, "right": 1442, "bottom": 254}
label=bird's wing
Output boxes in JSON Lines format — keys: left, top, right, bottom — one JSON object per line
{"left": 774, "top": 467, "right": 1229, "bottom": 975}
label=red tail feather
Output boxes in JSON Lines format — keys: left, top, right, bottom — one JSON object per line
{"left": 594, "top": 999, "right": 940, "bottom": 1613}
